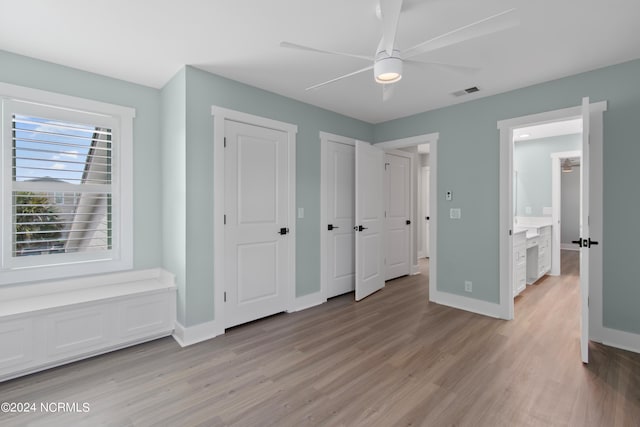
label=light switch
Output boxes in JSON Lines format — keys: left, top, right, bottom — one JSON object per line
{"left": 298, "top": 208, "right": 304, "bottom": 219}
{"left": 446, "top": 191, "right": 453, "bottom": 201}
{"left": 450, "top": 208, "right": 461, "bottom": 219}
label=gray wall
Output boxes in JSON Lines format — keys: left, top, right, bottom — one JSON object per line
{"left": 514, "top": 134, "right": 581, "bottom": 217}
{"left": 0, "top": 50, "right": 163, "bottom": 271}
{"left": 374, "top": 58, "right": 640, "bottom": 335}
{"left": 3, "top": 47, "right": 640, "bottom": 337}
{"left": 160, "top": 69, "right": 187, "bottom": 324}
{"left": 561, "top": 165, "right": 580, "bottom": 244}
{"left": 181, "top": 66, "right": 373, "bottom": 326}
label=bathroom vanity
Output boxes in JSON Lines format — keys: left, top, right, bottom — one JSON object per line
{"left": 512, "top": 222, "right": 552, "bottom": 297}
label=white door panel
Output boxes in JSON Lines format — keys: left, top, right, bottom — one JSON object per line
{"left": 580, "top": 97, "right": 590, "bottom": 363}
{"left": 327, "top": 141, "right": 355, "bottom": 298}
{"left": 355, "top": 141, "right": 385, "bottom": 301}
{"left": 225, "top": 120, "right": 289, "bottom": 328}
{"left": 421, "top": 167, "right": 430, "bottom": 258}
{"left": 384, "top": 153, "right": 411, "bottom": 280}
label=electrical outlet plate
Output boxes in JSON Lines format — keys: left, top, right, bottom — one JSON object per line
{"left": 450, "top": 208, "right": 461, "bottom": 219}
{"left": 464, "top": 281, "right": 472, "bottom": 292}
{"left": 446, "top": 191, "right": 453, "bottom": 201}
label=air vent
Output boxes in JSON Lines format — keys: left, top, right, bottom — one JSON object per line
{"left": 452, "top": 86, "right": 480, "bottom": 97}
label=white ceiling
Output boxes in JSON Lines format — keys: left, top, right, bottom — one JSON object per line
{"left": 1, "top": 0, "right": 639, "bottom": 124}
{"left": 513, "top": 118, "right": 582, "bottom": 142}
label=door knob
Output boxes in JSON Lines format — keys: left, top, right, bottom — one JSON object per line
{"left": 354, "top": 225, "right": 368, "bottom": 232}
{"left": 278, "top": 227, "right": 289, "bottom": 235}
{"left": 571, "top": 238, "right": 583, "bottom": 248}
{"left": 406, "top": 220, "right": 411, "bottom": 225}
{"left": 328, "top": 224, "right": 340, "bottom": 231}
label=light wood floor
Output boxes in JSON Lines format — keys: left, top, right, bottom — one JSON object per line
{"left": 1, "top": 251, "right": 639, "bottom": 426}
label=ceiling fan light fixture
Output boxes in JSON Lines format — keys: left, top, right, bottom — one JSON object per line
{"left": 374, "top": 55, "right": 403, "bottom": 84}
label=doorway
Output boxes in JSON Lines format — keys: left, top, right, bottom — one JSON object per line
{"left": 498, "top": 99, "right": 607, "bottom": 363}
{"left": 320, "top": 132, "right": 439, "bottom": 303}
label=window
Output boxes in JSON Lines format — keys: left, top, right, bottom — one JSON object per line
{"left": 1, "top": 83, "right": 134, "bottom": 284}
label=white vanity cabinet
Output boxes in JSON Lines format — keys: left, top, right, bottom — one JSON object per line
{"left": 513, "top": 230, "right": 527, "bottom": 297}
{"left": 526, "top": 225, "right": 552, "bottom": 284}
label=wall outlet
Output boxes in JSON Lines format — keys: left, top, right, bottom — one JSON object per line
{"left": 450, "top": 208, "right": 461, "bottom": 219}
{"left": 446, "top": 191, "right": 453, "bottom": 201}
{"left": 464, "top": 281, "right": 472, "bottom": 292}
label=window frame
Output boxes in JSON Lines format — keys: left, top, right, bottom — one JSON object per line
{"left": 0, "top": 83, "right": 135, "bottom": 285}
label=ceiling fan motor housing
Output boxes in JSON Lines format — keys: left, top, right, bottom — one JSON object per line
{"left": 374, "top": 50, "right": 403, "bottom": 84}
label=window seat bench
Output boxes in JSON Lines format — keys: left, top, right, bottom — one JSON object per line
{"left": 0, "top": 269, "right": 176, "bottom": 382}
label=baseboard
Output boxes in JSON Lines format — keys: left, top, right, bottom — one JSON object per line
{"left": 411, "top": 264, "right": 420, "bottom": 275}
{"left": 597, "top": 327, "right": 640, "bottom": 354}
{"left": 560, "top": 243, "right": 580, "bottom": 251}
{"left": 430, "top": 289, "right": 504, "bottom": 319}
{"left": 291, "top": 291, "right": 325, "bottom": 312}
{"left": 172, "top": 319, "right": 223, "bottom": 347}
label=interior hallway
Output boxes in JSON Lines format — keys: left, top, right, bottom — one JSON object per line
{"left": 1, "top": 251, "right": 639, "bottom": 426}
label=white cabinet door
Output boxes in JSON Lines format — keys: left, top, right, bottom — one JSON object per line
{"left": 384, "top": 152, "right": 411, "bottom": 280}
{"left": 326, "top": 140, "right": 355, "bottom": 298}
{"left": 224, "top": 120, "right": 290, "bottom": 328}
{"left": 355, "top": 141, "right": 385, "bottom": 301}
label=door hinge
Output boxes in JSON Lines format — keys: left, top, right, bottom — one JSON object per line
{"left": 509, "top": 229, "right": 513, "bottom": 236}
{"left": 224, "top": 214, "right": 226, "bottom": 225}
{"left": 224, "top": 291, "right": 227, "bottom": 302}
{"left": 224, "top": 137, "right": 227, "bottom": 148}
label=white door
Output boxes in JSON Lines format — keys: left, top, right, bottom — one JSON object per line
{"left": 355, "top": 141, "right": 385, "bottom": 301}
{"left": 422, "top": 166, "right": 430, "bottom": 258}
{"left": 384, "top": 152, "right": 411, "bottom": 280}
{"left": 580, "top": 97, "right": 590, "bottom": 363}
{"left": 224, "top": 120, "right": 290, "bottom": 328}
{"left": 326, "top": 140, "right": 355, "bottom": 298}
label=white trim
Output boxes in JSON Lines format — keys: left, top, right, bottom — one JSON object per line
{"left": 595, "top": 327, "right": 640, "bottom": 355}
{"left": 498, "top": 101, "right": 607, "bottom": 324}
{"left": 292, "top": 290, "right": 325, "bottom": 312}
{"left": 430, "top": 290, "right": 503, "bottom": 319}
{"left": 172, "top": 319, "right": 224, "bottom": 347}
{"left": 550, "top": 150, "right": 581, "bottom": 275}
{"left": 497, "top": 102, "right": 606, "bottom": 130}
{"left": 0, "top": 82, "right": 136, "bottom": 119}
{"left": 376, "top": 132, "right": 439, "bottom": 150}
{"left": 411, "top": 264, "right": 420, "bottom": 275}
{"left": 0, "top": 83, "right": 135, "bottom": 285}
{"left": 319, "top": 132, "right": 356, "bottom": 302}
{"left": 375, "top": 134, "right": 438, "bottom": 305}
{"left": 211, "top": 106, "right": 297, "bottom": 334}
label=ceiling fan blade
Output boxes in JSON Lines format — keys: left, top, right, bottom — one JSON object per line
{"left": 404, "top": 8, "right": 519, "bottom": 59}
{"left": 306, "top": 65, "right": 374, "bottom": 91}
{"left": 280, "top": 41, "right": 372, "bottom": 61}
{"left": 382, "top": 83, "right": 396, "bottom": 102}
{"left": 405, "top": 58, "right": 480, "bottom": 74}
{"left": 380, "top": 0, "right": 403, "bottom": 55}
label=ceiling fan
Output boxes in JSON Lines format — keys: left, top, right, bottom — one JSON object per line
{"left": 280, "top": 0, "right": 519, "bottom": 100}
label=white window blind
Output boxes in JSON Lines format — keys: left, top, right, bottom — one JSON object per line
{"left": 1, "top": 83, "right": 134, "bottom": 285}
{"left": 12, "top": 115, "right": 113, "bottom": 257}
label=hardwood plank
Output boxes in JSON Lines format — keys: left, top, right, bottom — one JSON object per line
{"left": 1, "top": 251, "right": 639, "bottom": 426}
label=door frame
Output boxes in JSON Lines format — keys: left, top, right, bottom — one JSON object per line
{"left": 550, "top": 150, "right": 582, "bottom": 276}
{"left": 319, "top": 131, "right": 357, "bottom": 302}
{"left": 376, "top": 133, "right": 439, "bottom": 301}
{"left": 497, "top": 102, "right": 606, "bottom": 329}
{"left": 212, "top": 106, "right": 297, "bottom": 332}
